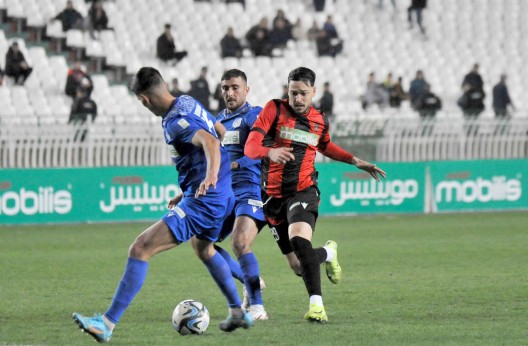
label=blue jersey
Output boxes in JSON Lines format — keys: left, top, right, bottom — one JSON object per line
{"left": 217, "top": 102, "right": 262, "bottom": 191}
{"left": 162, "top": 95, "right": 232, "bottom": 198}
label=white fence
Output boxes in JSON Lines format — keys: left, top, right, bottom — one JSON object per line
{"left": 1, "top": 118, "right": 527, "bottom": 168}
{"left": 375, "top": 118, "right": 528, "bottom": 162}
{"left": 0, "top": 122, "right": 170, "bottom": 168}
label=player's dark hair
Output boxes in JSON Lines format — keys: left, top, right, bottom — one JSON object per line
{"left": 288, "top": 67, "right": 316, "bottom": 87}
{"left": 221, "top": 69, "right": 247, "bottom": 82}
{"left": 129, "top": 67, "right": 165, "bottom": 95}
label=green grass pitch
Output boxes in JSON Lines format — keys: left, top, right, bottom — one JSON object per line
{"left": 1, "top": 212, "right": 527, "bottom": 345}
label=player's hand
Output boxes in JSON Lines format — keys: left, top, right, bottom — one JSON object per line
{"left": 167, "top": 193, "right": 183, "bottom": 209}
{"left": 353, "top": 158, "right": 386, "bottom": 181}
{"left": 268, "top": 147, "right": 295, "bottom": 165}
{"left": 195, "top": 175, "right": 218, "bottom": 198}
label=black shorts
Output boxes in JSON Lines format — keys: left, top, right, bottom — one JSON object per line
{"left": 262, "top": 186, "right": 320, "bottom": 254}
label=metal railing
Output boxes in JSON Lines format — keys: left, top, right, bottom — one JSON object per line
{"left": 1, "top": 117, "right": 527, "bottom": 168}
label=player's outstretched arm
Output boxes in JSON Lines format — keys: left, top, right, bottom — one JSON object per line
{"left": 191, "top": 129, "right": 221, "bottom": 197}
{"left": 352, "top": 157, "right": 386, "bottom": 181}
{"left": 318, "top": 140, "right": 386, "bottom": 181}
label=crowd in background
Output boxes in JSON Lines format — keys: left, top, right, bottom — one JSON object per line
{"left": 0, "top": 0, "right": 517, "bottom": 121}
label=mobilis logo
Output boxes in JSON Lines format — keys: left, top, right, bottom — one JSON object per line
{"left": 0, "top": 186, "right": 72, "bottom": 216}
{"left": 435, "top": 175, "right": 522, "bottom": 203}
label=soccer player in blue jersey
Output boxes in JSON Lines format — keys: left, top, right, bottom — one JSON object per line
{"left": 72, "top": 67, "right": 253, "bottom": 343}
{"left": 214, "top": 69, "right": 269, "bottom": 320}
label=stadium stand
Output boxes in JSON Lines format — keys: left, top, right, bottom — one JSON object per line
{"left": 0, "top": 0, "right": 527, "bottom": 168}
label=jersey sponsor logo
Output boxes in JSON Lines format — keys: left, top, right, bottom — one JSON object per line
{"left": 279, "top": 126, "right": 319, "bottom": 146}
{"left": 248, "top": 199, "right": 263, "bottom": 207}
{"left": 0, "top": 186, "right": 72, "bottom": 216}
{"left": 232, "top": 118, "right": 242, "bottom": 128}
{"left": 222, "top": 131, "right": 240, "bottom": 145}
{"left": 435, "top": 175, "right": 522, "bottom": 203}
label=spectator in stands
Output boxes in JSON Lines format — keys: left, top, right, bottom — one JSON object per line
{"left": 220, "top": 27, "right": 243, "bottom": 58}
{"left": 246, "top": 17, "right": 271, "bottom": 57}
{"left": 492, "top": 74, "right": 514, "bottom": 118}
{"left": 269, "top": 18, "right": 292, "bottom": 50}
{"left": 318, "top": 81, "right": 334, "bottom": 117}
{"left": 407, "top": 0, "right": 427, "bottom": 35}
{"left": 316, "top": 15, "right": 343, "bottom": 57}
{"left": 313, "top": 0, "right": 326, "bottom": 12}
{"left": 457, "top": 83, "right": 485, "bottom": 117}
{"left": 382, "top": 72, "right": 395, "bottom": 97}
{"left": 4, "top": 42, "right": 33, "bottom": 85}
{"left": 65, "top": 61, "right": 93, "bottom": 98}
{"left": 306, "top": 20, "right": 320, "bottom": 42}
{"left": 362, "top": 72, "right": 389, "bottom": 110}
{"left": 415, "top": 85, "right": 441, "bottom": 118}
{"left": 213, "top": 80, "right": 226, "bottom": 114}
{"left": 322, "top": 15, "right": 339, "bottom": 39}
{"left": 188, "top": 66, "right": 211, "bottom": 112}
{"left": 69, "top": 86, "right": 97, "bottom": 141}
{"left": 316, "top": 32, "right": 330, "bottom": 57}
{"left": 88, "top": 1, "right": 109, "bottom": 38}
{"left": 156, "top": 24, "right": 188, "bottom": 64}
{"left": 170, "top": 78, "right": 185, "bottom": 98}
{"left": 291, "top": 18, "right": 306, "bottom": 41}
{"left": 409, "top": 70, "right": 429, "bottom": 109}
{"left": 272, "top": 9, "right": 292, "bottom": 33}
{"left": 389, "top": 76, "right": 407, "bottom": 108}
{"left": 461, "top": 63, "right": 484, "bottom": 92}
{"left": 54, "top": 0, "right": 84, "bottom": 32}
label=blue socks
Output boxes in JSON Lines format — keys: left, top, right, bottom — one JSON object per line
{"left": 203, "top": 252, "right": 241, "bottom": 308}
{"left": 105, "top": 257, "right": 149, "bottom": 324}
{"left": 239, "top": 252, "right": 263, "bottom": 305}
{"left": 214, "top": 244, "right": 244, "bottom": 283}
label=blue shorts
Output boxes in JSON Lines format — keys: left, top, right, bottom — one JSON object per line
{"left": 217, "top": 186, "right": 266, "bottom": 242}
{"left": 162, "top": 192, "right": 235, "bottom": 243}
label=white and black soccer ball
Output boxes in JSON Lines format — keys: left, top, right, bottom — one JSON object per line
{"left": 172, "top": 299, "right": 210, "bottom": 335}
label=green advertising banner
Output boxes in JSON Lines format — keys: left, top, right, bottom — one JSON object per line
{"left": 0, "top": 166, "right": 181, "bottom": 225}
{"left": 430, "top": 159, "right": 528, "bottom": 212}
{"left": 1, "top": 159, "right": 526, "bottom": 224}
{"left": 316, "top": 162, "right": 426, "bottom": 215}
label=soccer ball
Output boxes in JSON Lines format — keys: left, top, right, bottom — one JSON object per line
{"left": 172, "top": 299, "right": 210, "bottom": 335}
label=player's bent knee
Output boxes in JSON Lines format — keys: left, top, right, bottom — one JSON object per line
{"left": 128, "top": 237, "right": 151, "bottom": 259}
{"left": 231, "top": 239, "right": 252, "bottom": 256}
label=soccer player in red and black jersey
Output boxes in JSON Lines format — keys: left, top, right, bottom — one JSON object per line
{"left": 245, "top": 67, "right": 386, "bottom": 323}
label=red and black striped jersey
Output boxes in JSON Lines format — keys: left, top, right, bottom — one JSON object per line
{"left": 246, "top": 99, "right": 348, "bottom": 198}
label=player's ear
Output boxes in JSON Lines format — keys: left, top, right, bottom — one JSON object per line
{"left": 245, "top": 85, "right": 250, "bottom": 95}
{"left": 138, "top": 94, "right": 150, "bottom": 104}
